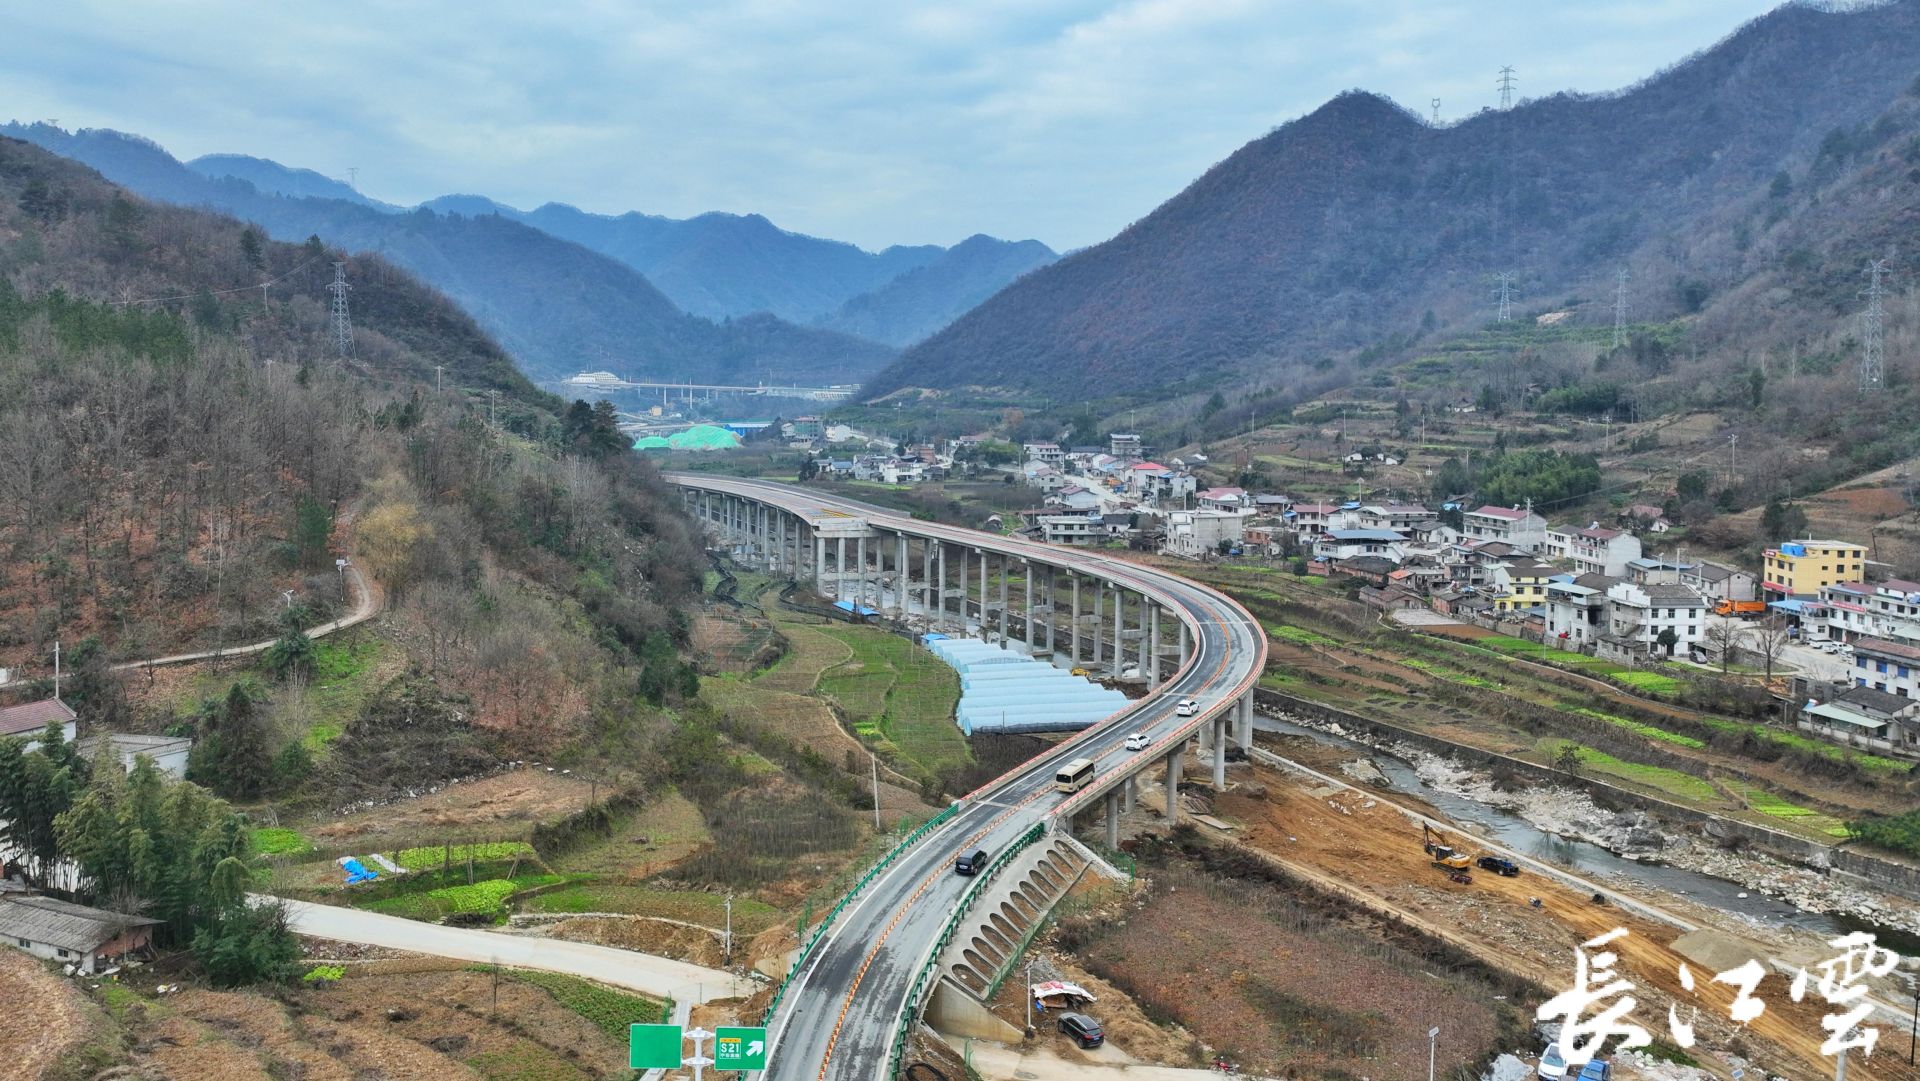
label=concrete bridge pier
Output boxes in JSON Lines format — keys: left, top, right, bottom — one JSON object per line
{"left": 1237, "top": 693, "right": 1255, "bottom": 752}
{"left": 1211, "top": 713, "right": 1228, "bottom": 791}
{"left": 1105, "top": 789, "right": 1121, "bottom": 850}
{"left": 1164, "top": 749, "right": 1184, "bottom": 821}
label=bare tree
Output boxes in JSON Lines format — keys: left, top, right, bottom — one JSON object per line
{"left": 1750, "top": 619, "right": 1795, "bottom": 690}
{"left": 1703, "top": 620, "right": 1747, "bottom": 673}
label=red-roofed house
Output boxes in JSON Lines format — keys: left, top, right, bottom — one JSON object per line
{"left": 0, "top": 699, "right": 77, "bottom": 753}
{"left": 1196, "top": 486, "right": 1249, "bottom": 513}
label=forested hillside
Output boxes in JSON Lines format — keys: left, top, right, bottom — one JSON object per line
{"left": 0, "top": 135, "right": 706, "bottom": 769}
{"left": 2, "top": 124, "right": 896, "bottom": 386}
{"left": 864, "top": 0, "right": 1920, "bottom": 404}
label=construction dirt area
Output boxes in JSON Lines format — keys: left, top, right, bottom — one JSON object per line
{"left": 1175, "top": 730, "right": 1920, "bottom": 1081}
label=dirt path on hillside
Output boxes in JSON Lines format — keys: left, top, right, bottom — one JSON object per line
{"left": 1216, "top": 763, "right": 1920, "bottom": 1080}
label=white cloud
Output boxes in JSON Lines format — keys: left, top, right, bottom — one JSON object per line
{"left": 0, "top": 1, "right": 1778, "bottom": 250}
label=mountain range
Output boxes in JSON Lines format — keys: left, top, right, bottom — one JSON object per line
{"left": 5, "top": 125, "right": 1055, "bottom": 385}
{"left": 863, "top": 0, "right": 1920, "bottom": 405}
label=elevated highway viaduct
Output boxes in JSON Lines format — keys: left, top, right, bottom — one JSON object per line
{"left": 667, "top": 473, "right": 1267, "bottom": 1081}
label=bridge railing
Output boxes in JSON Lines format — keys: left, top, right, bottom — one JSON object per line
{"left": 762, "top": 802, "right": 960, "bottom": 1026}
{"left": 886, "top": 821, "right": 1047, "bottom": 1080}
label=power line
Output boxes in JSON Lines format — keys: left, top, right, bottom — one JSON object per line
{"left": 107, "top": 255, "right": 324, "bottom": 306}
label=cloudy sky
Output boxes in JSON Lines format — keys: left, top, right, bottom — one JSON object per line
{"left": 5, "top": 1, "right": 1778, "bottom": 251}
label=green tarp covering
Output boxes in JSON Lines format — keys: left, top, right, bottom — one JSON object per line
{"left": 631, "top": 424, "right": 743, "bottom": 452}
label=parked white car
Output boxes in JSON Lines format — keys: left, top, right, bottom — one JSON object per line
{"left": 1536, "top": 1044, "right": 1570, "bottom": 1079}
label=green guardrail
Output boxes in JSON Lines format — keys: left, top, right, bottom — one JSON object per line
{"left": 886, "top": 821, "right": 1047, "bottom": 1080}
{"left": 762, "top": 802, "right": 960, "bottom": 1025}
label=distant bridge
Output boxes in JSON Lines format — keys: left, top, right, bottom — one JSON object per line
{"left": 557, "top": 374, "right": 859, "bottom": 402}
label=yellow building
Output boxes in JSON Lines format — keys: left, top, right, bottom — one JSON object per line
{"left": 1762, "top": 540, "right": 1868, "bottom": 598}
{"left": 1494, "top": 561, "right": 1559, "bottom": 612}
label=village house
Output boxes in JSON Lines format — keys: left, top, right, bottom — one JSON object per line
{"left": 1600, "top": 581, "right": 1708, "bottom": 659}
{"left": 1196, "top": 487, "right": 1251, "bottom": 513}
{"left": 1819, "top": 579, "right": 1920, "bottom": 646}
{"left": 1625, "top": 558, "right": 1691, "bottom": 585}
{"left": 1799, "top": 686, "right": 1920, "bottom": 752}
{"left": 1312, "top": 529, "right": 1407, "bottom": 563}
{"left": 1462, "top": 505, "right": 1548, "bottom": 550}
{"left": 1285, "top": 502, "right": 1340, "bottom": 538}
{"left": 1622, "top": 503, "right": 1672, "bottom": 533}
{"left": 1038, "top": 513, "right": 1105, "bottom": 546}
{"left": 1762, "top": 539, "right": 1869, "bottom": 599}
{"left": 1021, "top": 442, "right": 1065, "bottom": 465}
{"left": 73, "top": 733, "right": 193, "bottom": 778}
{"left": 1165, "top": 510, "right": 1246, "bottom": 559}
{"left": 1109, "top": 432, "right": 1144, "bottom": 459}
{"left": 1489, "top": 560, "right": 1560, "bottom": 613}
{"left": 0, "top": 894, "right": 159, "bottom": 975}
{"left": 1849, "top": 637, "right": 1920, "bottom": 698}
{"left": 1140, "top": 469, "right": 1196, "bottom": 507}
{"left": 0, "top": 699, "right": 77, "bottom": 754}
{"left": 1349, "top": 501, "right": 1437, "bottom": 533}
{"left": 1049, "top": 485, "right": 1103, "bottom": 512}
{"left": 1544, "top": 578, "right": 1609, "bottom": 649}
{"left": 1682, "top": 560, "right": 1760, "bottom": 604}
{"left": 1566, "top": 525, "right": 1643, "bottom": 578}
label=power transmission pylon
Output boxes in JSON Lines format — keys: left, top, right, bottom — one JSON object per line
{"left": 1859, "top": 258, "right": 1890, "bottom": 391}
{"left": 1496, "top": 272, "right": 1515, "bottom": 323}
{"left": 328, "top": 262, "right": 355, "bottom": 360}
{"left": 1612, "top": 269, "right": 1630, "bottom": 350}
{"left": 1498, "top": 66, "right": 1517, "bottom": 110}
{"left": 1431, "top": 98, "right": 1441, "bottom": 125}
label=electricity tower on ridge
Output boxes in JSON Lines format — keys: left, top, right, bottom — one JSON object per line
{"left": 328, "top": 262, "right": 355, "bottom": 360}
{"left": 1859, "top": 258, "right": 1890, "bottom": 391}
{"left": 1498, "top": 66, "right": 1517, "bottom": 110}
{"left": 1612, "top": 269, "right": 1631, "bottom": 349}
{"left": 1495, "top": 272, "right": 1516, "bottom": 322}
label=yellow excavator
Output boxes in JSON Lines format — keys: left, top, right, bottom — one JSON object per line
{"left": 1422, "top": 824, "right": 1471, "bottom": 870}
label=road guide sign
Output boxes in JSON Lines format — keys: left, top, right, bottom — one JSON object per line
{"left": 715, "top": 1026, "right": 769, "bottom": 1071}
{"left": 629, "top": 1024, "right": 683, "bottom": 1070}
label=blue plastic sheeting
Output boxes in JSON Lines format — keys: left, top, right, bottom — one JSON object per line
{"left": 925, "top": 637, "right": 1129, "bottom": 735}
{"left": 832, "top": 601, "right": 880, "bottom": 616}
{"left": 338, "top": 857, "right": 379, "bottom": 885}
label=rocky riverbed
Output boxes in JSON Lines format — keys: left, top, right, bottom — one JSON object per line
{"left": 1284, "top": 712, "right": 1920, "bottom": 938}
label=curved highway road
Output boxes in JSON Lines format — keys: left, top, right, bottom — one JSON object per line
{"left": 666, "top": 474, "right": 1266, "bottom": 1081}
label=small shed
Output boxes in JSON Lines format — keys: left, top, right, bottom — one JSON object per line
{"left": 75, "top": 733, "right": 193, "bottom": 778}
{"left": 0, "top": 895, "right": 159, "bottom": 974}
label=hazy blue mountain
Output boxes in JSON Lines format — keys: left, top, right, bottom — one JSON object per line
{"left": 818, "top": 234, "right": 1057, "bottom": 346}
{"left": 6, "top": 123, "right": 894, "bottom": 386}
{"left": 421, "top": 195, "right": 945, "bottom": 322}
{"left": 187, "top": 153, "right": 401, "bottom": 209}
{"left": 863, "top": 1, "right": 1920, "bottom": 401}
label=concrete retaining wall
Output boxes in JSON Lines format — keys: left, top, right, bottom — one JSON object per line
{"left": 1253, "top": 688, "right": 1920, "bottom": 901}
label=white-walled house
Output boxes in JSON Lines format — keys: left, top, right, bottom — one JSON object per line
{"left": 0, "top": 895, "right": 158, "bottom": 975}
{"left": 74, "top": 733, "right": 193, "bottom": 778}
{"left": 1463, "top": 505, "right": 1547, "bottom": 551}
{"left": 0, "top": 700, "right": 76, "bottom": 754}
{"left": 1602, "top": 581, "right": 1708, "bottom": 658}
{"left": 1166, "top": 511, "right": 1246, "bottom": 558}
{"left": 1567, "top": 526, "right": 1643, "bottom": 578}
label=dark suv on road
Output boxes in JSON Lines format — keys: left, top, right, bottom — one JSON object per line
{"left": 1058, "top": 1012, "right": 1104, "bottom": 1049}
